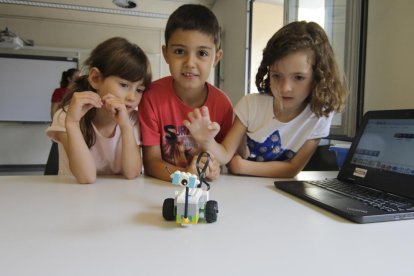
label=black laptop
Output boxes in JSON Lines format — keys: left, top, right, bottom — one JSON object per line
{"left": 275, "top": 109, "right": 414, "bottom": 223}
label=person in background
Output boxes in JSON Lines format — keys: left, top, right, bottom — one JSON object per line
{"left": 184, "top": 21, "right": 348, "bottom": 178}
{"left": 138, "top": 4, "right": 233, "bottom": 182}
{"left": 46, "top": 68, "right": 80, "bottom": 175}
{"left": 46, "top": 37, "right": 152, "bottom": 184}
{"left": 50, "top": 68, "right": 80, "bottom": 119}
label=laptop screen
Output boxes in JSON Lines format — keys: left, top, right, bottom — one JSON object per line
{"left": 351, "top": 119, "right": 414, "bottom": 176}
{"left": 338, "top": 110, "right": 414, "bottom": 199}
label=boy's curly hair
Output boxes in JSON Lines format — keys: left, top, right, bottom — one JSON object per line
{"left": 256, "top": 21, "right": 347, "bottom": 117}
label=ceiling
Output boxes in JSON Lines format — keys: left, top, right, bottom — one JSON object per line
{"left": 0, "top": 0, "right": 284, "bottom": 30}
{"left": 0, "top": 0, "right": 285, "bottom": 17}
{"left": 0, "top": 0, "right": 222, "bottom": 30}
{"left": 0, "top": 0, "right": 217, "bottom": 18}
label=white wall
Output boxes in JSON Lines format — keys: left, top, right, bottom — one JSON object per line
{"left": 213, "top": 0, "right": 248, "bottom": 105}
{"left": 364, "top": 0, "right": 414, "bottom": 112}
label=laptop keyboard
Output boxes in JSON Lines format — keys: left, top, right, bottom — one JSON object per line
{"left": 307, "top": 179, "right": 414, "bottom": 213}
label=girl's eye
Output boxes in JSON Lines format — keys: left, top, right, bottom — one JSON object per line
{"left": 136, "top": 88, "right": 145, "bottom": 94}
{"left": 294, "top": 75, "right": 306, "bottom": 81}
{"left": 199, "top": 50, "right": 209, "bottom": 57}
{"left": 120, "top": 83, "right": 128, "bottom": 88}
{"left": 271, "top": 73, "right": 280, "bottom": 80}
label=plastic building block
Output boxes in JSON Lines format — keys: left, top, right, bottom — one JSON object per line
{"left": 162, "top": 170, "right": 218, "bottom": 226}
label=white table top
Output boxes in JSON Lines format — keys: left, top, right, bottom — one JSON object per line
{"left": 1, "top": 172, "right": 413, "bottom": 276}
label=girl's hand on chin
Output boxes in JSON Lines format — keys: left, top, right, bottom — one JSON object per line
{"left": 102, "top": 94, "right": 129, "bottom": 127}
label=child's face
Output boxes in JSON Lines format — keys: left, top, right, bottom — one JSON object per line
{"left": 70, "top": 71, "right": 80, "bottom": 82}
{"left": 269, "top": 50, "right": 314, "bottom": 117}
{"left": 91, "top": 70, "right": 146, "bottom": 113}
{"left": 162, "top": 29, "right": 222, "bottom": 95}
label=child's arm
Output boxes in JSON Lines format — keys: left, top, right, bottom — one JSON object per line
{"left": 120, "top": 125, "right": 142, "bottom": 179}
{"left": 142, "top": 145, "right": 185, "bottom": 182}
{"left": 58, "top": 124, "right": 97, "bottom": 183}
{"left": 59, "top": 92, "right": 103, "bottom": 184}
{"left": 184, "top": 106, "right": 247, "bottom": 165}
{"left": 142, "top": 146, "right": 220, "bottom": 182}
{"left": 103, "top": 94, "right": 142, "bottom": 179}
{"left": 227, "top": 138, "right": 321, "bottom": 178}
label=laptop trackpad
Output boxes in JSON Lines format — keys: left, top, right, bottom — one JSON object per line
{"left": 305, "top": 186, "right": 347, "bottom": 200}
{"left": 302, "top": 184, "right": 383, "bottom": 215}
{"left": 275, "top": 181, "right": 383, "bottom": 217}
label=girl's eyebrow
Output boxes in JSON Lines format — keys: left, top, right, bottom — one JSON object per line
{"left": 292, "top": 71, "right": 311, "bottom": 75}
{"left": 269, "top": 70, "right": 312, "bottom": 76}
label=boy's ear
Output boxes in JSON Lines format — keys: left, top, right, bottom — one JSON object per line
{"left": 87, "top": 67, "right": 102, "bottom": 90}
{"left": 162, "top": 45, "right": 169, "bottom": 64}
{"left": 213, "top": 49, "right": 223, "bottom": 67}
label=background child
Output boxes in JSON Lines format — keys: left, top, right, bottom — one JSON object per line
{"left": 46, "top": 68, "right": 80, "bottom": 175}
{"left": 184, "top": 21, "right": 347, "bottom": 178}
{"left": 46, "top": 37, "right": 152, "bottom": 184}
{"left": 50, "top": 68, "right": 80, "bottom": 119}
{"left": 138, "top": 4, "right": 233, "bottom": 182}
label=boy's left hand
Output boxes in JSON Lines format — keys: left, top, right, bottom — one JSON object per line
{"left": 187, "top": 152, "right": 221, "bottom": 181}
{"left": 204, "top": 153, "right": 220, "bottom": 181}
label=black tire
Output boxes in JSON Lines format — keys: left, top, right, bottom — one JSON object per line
{"left": 162, "top": 198, "right": 175, "bottom": 221}
{"left": 205, "top": 200, "right": 218, "bottom": 223}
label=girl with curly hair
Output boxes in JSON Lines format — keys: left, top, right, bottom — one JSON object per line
{"left": 184, "top": 21, "right": 347, "bottom": 177}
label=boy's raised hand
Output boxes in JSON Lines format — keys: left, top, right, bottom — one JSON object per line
{"left": 184, "top": 106, "right": 220, "bottom": 148}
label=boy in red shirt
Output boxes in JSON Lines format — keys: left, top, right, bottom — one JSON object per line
{"left": 138, "top": 4, "right": 233, "bottom": 181}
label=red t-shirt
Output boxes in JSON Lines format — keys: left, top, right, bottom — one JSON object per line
{"left": 138, "top": 76, "right": 233, "bottom": 167}
{"left": 51, "top": 87, "right": 68, "bottom": 103}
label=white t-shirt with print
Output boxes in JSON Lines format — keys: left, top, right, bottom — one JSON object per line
{"left": 234, "top": 93, "right": 333, "bottom": 161}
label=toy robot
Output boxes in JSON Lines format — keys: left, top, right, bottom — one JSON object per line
{"left": 162, "top": 170, "right": 218, "bottom": 225}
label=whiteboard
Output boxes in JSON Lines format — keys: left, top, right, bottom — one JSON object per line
{"left": 0, "top": 55, "right": 78, "bottom": 122}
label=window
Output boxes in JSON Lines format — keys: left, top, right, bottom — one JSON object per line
{"left": 249, "top": 0, "right": 367, "bottom": 138}
{"left": 249, "top": 1, "right": 284, "bottom": 94}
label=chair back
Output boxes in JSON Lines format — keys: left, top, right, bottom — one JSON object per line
{"left": 44, "top": 142, "right": 59, "bottom": 175}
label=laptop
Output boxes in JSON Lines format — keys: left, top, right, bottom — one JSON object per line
{"left": 275, "top": 109, "right": 414, "bottom": 223}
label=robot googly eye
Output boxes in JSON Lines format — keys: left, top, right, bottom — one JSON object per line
{"left": 171, "top": 171, "right": 200, "bottom": 188}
